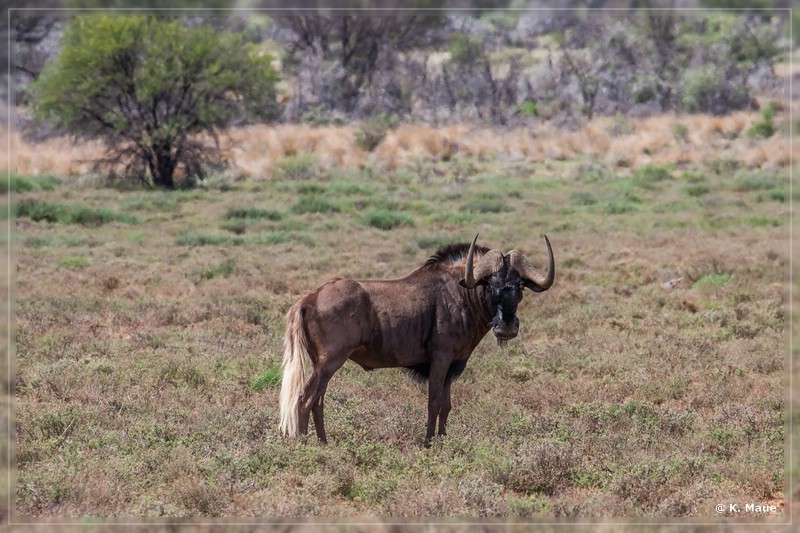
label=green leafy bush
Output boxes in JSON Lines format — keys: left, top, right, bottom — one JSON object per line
{"left": 274, "top": 155, "right": 319, "bottom": 181}
{"left": 30, "top": 15, "right": 279, "bottom": 189}
{"left": 449, "top": 33, "right": 483, "bottom": 65}
{"left": 680, "top": 65, "right": 749, "bottom": 115}
{"left": 519, "top": 101, "right": 539, "bottom": 117}
{"left": 747, "top": 103, "right": 776, "bottom": 139}
{"left": 355, "top": 113, "right": 399, "bottom": 152}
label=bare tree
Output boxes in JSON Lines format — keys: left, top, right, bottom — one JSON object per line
{"left": 272, "top": 2, "right": 446, "bottom": 117}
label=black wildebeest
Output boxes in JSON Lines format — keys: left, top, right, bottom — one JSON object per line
{"left": 279, "top": 234, "right": 554, "bottom": 445}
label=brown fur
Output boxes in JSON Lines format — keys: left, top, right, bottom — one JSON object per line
{"left": 279, "top": 241, "right": 552, "bottom": 445}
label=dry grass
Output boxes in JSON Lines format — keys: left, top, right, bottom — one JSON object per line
{"left": 5, "top": 103, "right": 795, "bottom": 182}
{"left": 7, "top": 103, "right": 791, "bottom": 523}
{"left": 4, "top": 73, "right": 795, "bottom": 521}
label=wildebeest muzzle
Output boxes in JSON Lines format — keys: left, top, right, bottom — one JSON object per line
{"left": 491, "top": 285, "right": 521, "bottom": 340}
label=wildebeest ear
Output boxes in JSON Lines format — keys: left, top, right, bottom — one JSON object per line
{"left": 522, "top": 279, "right": 549, "bottom": 292}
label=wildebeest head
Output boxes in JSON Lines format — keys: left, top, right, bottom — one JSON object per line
{"left": 461, "top": 234, "right": 555, "bottom": 341}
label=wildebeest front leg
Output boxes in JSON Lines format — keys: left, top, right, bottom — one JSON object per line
{"left": 424, "top": 357, "right": 450, "bottom": 446}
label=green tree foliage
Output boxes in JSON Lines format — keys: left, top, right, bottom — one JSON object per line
{"left": 30, "top": 15, "right": 280, "bottom": 189}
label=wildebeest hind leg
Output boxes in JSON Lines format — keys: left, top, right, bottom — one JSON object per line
{"left": 310, "top": 376, "right": 332, "bottom": 443}
{"left": 300, "top": 358, "right": 344, "bottom": 443}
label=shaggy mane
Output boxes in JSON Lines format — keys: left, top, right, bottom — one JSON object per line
{"left": 423, "top": 242, "right": 490, "bottom": 268}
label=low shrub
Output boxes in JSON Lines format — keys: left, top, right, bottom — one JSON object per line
{"left": 273, "top": 154, "right": 319, "bottom": 181}
{"left": 363, "top": 209, "right": 414, "bottom": 230}
{"left": 224, "top": 207, "right": 282, "bottom": 221}
{"left": 491, "top": 440, "right": 580, "bottom": 496}
{"left": 175, "top": 231, "right": 229, "bottom": 246}
{"left": 2, "top": 174, "right": 62, "bottom": 194}
{"left": 123, "top": 193, "right": 178, "bottom": 212}
{"left": 684, "top": 184, "right": 711, "bottom": 197}
{"left": 747, "top": 103, "right": 776, "bottom": 139}
{"left": 632, "top": 164, "right": 673, "bottom": 189}
{"left": 16, "top": 199, "right": 138, "bottom": 226}
{"left": 569, "top": 191, "right": 598, "bottom": 206}
{"left": 355, "top": 113, "right": 400, "bottom": 152}
{"left": 680, "top": 65, "right": 749, "bottom": 115}
{"left": 292, "top": 195, "right": 340, "bottom": 214}
{"left": 459, "top": 196, "right": 506, "bottom": 214}
{"left": 201, "top": 258, "right": 237, "bottom": 280}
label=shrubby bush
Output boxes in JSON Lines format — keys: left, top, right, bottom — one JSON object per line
{"left": 29, "top": 15, "right": 280, "bottom": 189}
{"left": 19, "top": 8, "right": 787, "bottom": 144}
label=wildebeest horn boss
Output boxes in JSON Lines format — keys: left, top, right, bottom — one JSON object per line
{"left": 279, "top": 234, "right": 555, "bottom": 445}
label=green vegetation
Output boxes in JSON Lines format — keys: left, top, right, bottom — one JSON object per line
{"left": 59, "top": 256, "right": 90, "bottom": 267}
{"left": 273, "top": 155, "right": 319, "bottom": 182}
{"left": 175, "top": 231, "right": 229, "bottom": 246}
{"left": 29, "top": 15, "right": 279, "bottom": 188}
{"left": 684, "top": 184, "right": 711, "bottom": 197}
{"left": 693, "top": 273, "right": 734, "bottom": 289}
{"left": 355, "top": 113, "right": 400, "bottom": 152}
{"left": 224, "top": 207, "right": 283, "bottom": 221}
{"left": 520, "top": 101, "right": 539, "bottom": 118}
{"left": 680, "top": 65, "right": 749, "bottom": 114}
{"left": 362, "top": 209, "right": 414, "bottom": 230}
{"left": 201, "top": 258, "right": 237, "bottom": 280}
{"left": 449, "top": 33, "right": 483, "bottom": 65}
{"left": 747, "top": 102, "right": 777, "bottom": 139}
{"left": 16, "top": 199, "right": 138, "bottom": 226}
{"left": 291, "top": 195, "right": 341, "bottom": 214}
{"left": 632, "top": 164, "right": 673, "bottom": 189}
{"left": 459, "top": 196, "right": 507, "bottom": 214}
{"left": 251, "top": 366, "right": 283, "bottom": 392}
{"left": 2, "top": 174, "right": 61, "bottom": 193}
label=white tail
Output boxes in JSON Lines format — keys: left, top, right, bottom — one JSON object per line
{"left": 279, "top": 303, "right": 311, "bottom": 437}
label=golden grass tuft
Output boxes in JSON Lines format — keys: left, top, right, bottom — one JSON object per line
{"left": 6, "top": 126, "right": 105, "bottom": 177}
{"left": 224, "top": 124, "right": 366, "bottom": 179}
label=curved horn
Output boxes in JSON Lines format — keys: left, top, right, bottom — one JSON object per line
{"left": 464, "top": 234, "right": 504, "bottom": 289}
{"left": 507, "top": 235, "right": 555, "bottom": 291}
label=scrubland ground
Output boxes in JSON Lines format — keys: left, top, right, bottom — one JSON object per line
{"left": 5, "top": 103, "right": 794, "bottom": 523}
